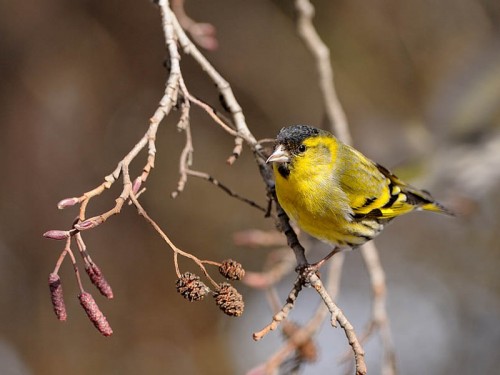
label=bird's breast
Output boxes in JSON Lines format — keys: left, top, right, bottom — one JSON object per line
{"left": 274, "top": 163, "right": 354, "bottom": 244}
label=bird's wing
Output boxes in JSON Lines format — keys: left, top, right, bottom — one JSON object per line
{"left": 337, "top": 144, "right": 451, "bottom": 221}
{"left": 338, "top": 146, "right": 416, "bottom": 220}
{"left": 376, "top": 164, "right": 452, "bottom": 216}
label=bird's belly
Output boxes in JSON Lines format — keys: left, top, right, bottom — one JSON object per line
{"left": 277, "top": 185, "right": 383, "bottom": 247}
{"left": 294, "top": 210, "right": 379, "bottom": 247}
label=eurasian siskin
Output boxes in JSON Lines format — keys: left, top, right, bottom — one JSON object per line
{"left": 266, "top": 125, "right": 451, "bottom": 248}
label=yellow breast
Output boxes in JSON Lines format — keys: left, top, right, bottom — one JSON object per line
{"left": 272, "top": 138, "right": 359, "bottom": 245}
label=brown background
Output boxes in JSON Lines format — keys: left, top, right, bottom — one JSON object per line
{"left": 1, "top": 0, "right": 499, "bottom": 374}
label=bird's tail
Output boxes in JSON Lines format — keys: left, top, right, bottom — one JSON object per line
{"left": 421, "top": 200, "right": 454, "bottom": 216}
{"left": 376, "top": 164, "right": 454, "bottom": 216}
{"left": 406, "top": 188, "right": 454, "bottom": 216}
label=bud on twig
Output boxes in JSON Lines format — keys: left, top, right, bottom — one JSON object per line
{"left": 74, "top": 216, "right": 103, "bottom": 231}
{"left": 190, "top": 23, "right": 219, "bottom": 51}
{"left": 85, "top": 263, "right": 114, "bottom": 299}
{"left": 43, "top": 230, "right": 71, "bottom": 241}
{"left": 78, "top": 292, "right": 113, "bottom": 336}
{"left": 219, "top": 259, "right": 245, "bottom": 281}
{"left": 213, "top": 282, "right": 244, "bottom": 317}
{"left": 57, "top": 197, "right": 79, "bottom": 209}
{"left": 48, "top": 273, "right": 67, "bottom": 321}
{"left": 176, "top": 272, "right": 210, "bottom": 302}
{"left": 132, "top": 177, "right": 142, "bottom": 195}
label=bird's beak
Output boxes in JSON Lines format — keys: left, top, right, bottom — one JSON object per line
{"left": 266, "top": 144, "right": 290, "bottom": 163}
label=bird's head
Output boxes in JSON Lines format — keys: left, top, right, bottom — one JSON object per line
{"left": 266, "top": 125, "right": 333, "bottom": 179}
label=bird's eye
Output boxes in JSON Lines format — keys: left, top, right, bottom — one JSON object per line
{"left": 298, "top": 144, "right": 306, "bottom": 153}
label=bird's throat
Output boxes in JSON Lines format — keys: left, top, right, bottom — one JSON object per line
{"left": 277, "top": 164, "right": 290, "bottom": 179}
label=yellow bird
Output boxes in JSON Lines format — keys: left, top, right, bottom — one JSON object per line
{"left": 267, "top": 125, "right": 452, "bottom": 249}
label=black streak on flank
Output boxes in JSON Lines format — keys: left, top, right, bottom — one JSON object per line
{"left": 382, "top": 190, "right": 400, "bottom": 209}
{"left": 361, "top": 197, "right": 377, "bottom": 208}
{"left": 352, "top": 208, "right": 383, "bottom": 220}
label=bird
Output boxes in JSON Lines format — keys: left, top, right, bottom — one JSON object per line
{"left": 266, "top": 124, "right": 452, "bottom": 251}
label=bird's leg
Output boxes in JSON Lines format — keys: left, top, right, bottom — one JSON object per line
{"left": 310, "top": 246, "right": 342, "bottom": 270}
{"left": 295, "top": 247, "right": 342, "bottom": 284}
{"left": 295, "top": 246, "right": 341, "bottom": 287}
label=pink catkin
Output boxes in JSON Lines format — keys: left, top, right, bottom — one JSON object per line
{"left": 85, "top": 264, "right": 114, "bottom": 299}
{"left": 78, "top": 292, "right": 113, "bottom": 336}
{"left": 48, "top": 273, "right": 67, "bottom": 321}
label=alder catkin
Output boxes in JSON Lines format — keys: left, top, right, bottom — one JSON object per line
{"left": 78, "top": 292, "right": 113, "bottom": 336}
{"left": 48, "top": 273, "right": 67, "bottom": 321}
{"left": 85, "top": 263, "right": 114, "bottom": 299}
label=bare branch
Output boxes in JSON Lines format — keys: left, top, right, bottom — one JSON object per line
{"left": 171, "top": 0, "right": 218, "bottom": 50}
{"left": 186, "top": 169, "right": 267, "bottom": 213}
{"left": 359, "top": 242, "right": 396, "bottom": 374}
{"left": 253, "top": 276, "right": 303, "bottom": 341}
{"left": 249, "top": 253, "right": 346, "bottom": 374}
{"left": 295, "top": 0, "right": 351, "bottom": 144}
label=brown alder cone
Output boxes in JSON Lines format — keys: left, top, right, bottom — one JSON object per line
{"left": 218, "top": 259, "right": 245, "bottom": 281}
{"left": 176, "top": 272, "right": 210, "bottom": 302}
{"left": 213, "top": 282, "right": 244, "bottom": 317}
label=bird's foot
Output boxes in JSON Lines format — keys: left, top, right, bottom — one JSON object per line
{"left": 295, "top": 246, "right": 341, "bottom": 285}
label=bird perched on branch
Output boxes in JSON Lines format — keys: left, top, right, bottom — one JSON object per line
{"left": 267, "top": 125, "right": 452, "bottom": 250}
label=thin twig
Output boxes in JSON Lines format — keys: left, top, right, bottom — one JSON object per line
{"left": 360, "top": 242, "right": 396, "bottom": 374}
{"left": 182, "top": 88, "right": 239, "bottom": 137}
{"left": 66, "top": 244, "right": 85, "bottom": 293}
{"left": 252, "top": 252, "right": 346, "bottom": 374}
{"left": 70, "top": 0, "right": 181, "bottom": 228}
{"left": 186, "top": 169, "right": 267, "bottom": 213}
{"left": 74, "top": 232, "right": 92, "bottom": 267}
{"left": 253, "top": 276, "right": 303, "bottom": 341}
{"left": 53, "top": 238, "right": 71, "bottom": 275}
{"left": 295, "top": 0, "right": 351, "bottom": 144}
{"left": 171, "top": 0, "right": 219, "bottom": 50}
{"left": 171, "top": 11, "right": 259, "bottom": 159}
{"left": 130, "top": 192, "right": 219, "bottom": 289}
{"left": 171, "top": 94, "right": 193, "bottom": 198}
{"left": 309, "top": 272, "right": 367, "bottom": 375}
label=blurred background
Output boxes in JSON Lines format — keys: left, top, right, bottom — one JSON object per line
{"left": 1, "top": 0, "right": 499, "bottom": 374}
